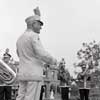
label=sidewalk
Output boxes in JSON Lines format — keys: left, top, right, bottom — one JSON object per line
{"left": 44, "top": 94, "right": 61, "bottom": 100}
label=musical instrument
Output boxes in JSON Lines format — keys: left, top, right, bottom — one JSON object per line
{"left": 0, "top": 59, "right": 16, "bottom": 85}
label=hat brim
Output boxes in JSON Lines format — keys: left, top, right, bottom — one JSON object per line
{"left": 37, "top": 20, "right": 43, "bottom": 26}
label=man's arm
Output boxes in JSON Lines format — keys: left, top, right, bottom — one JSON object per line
{"left": 31, "top": 35, "right": 57, "bottom": 65}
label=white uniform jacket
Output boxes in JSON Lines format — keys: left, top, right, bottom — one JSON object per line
{"left": 16, "top": 29, "right": 56, "bottom": 80}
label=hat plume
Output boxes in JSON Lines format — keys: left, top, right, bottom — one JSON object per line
{"left": 33, "top": 7, "right": 41, "bottom": 16}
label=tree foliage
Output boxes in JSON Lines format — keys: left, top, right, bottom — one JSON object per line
{"left": 74, "top": 40, "right": 100, "bottom": 70}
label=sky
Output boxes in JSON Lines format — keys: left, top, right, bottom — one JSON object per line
{"left": 0, "top": 0, "right": 100, "bottom": 75}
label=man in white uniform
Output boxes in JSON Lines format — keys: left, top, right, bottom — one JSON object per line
{"left": 16, "top": 7, "right": 57, "bottom": 100}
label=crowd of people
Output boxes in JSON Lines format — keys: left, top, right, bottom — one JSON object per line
{"left": 0, "top": 47, "right": 92, "bottom": 100}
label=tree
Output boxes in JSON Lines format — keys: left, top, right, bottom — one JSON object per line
{"left": 73, "top": 41, "right": 100, "bottom": 89}
{"left": 74, "top": 40, "right": 100, "bottom": 72}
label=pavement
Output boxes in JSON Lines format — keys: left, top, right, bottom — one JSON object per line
{"left": 44, "top": 94, "right": 61, "bottom": 100}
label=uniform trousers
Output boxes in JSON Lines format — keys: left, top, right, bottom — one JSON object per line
{"left": 16, "top": 81, "right": 43, "bottom": 100}
{"left": 39, "top": 85, "right": 45, "bottom": 100}
{"left": 61, "top": 87, "right": 69, "bottom": 100}
{"left": 79, "top": 89, "right": 89, "bottom": 100}
{"left": 0, "top": 86, "right": 12, "bottom": 100}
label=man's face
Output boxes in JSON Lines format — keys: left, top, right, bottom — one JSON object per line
{"left": 32, "top": 20, "right": 42, "bottom": 33}
{"left": 3, "top": 57, "right": 10, "bottom": 63}
{"left": 82, "top": 67, "right": 86, "bottom": 71}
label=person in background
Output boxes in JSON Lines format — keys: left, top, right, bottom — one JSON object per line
{"left": 58, "top": 58, "right": 71, "bottom": 100}
{"left": 16, "top": 7, "right": 57, "bottom": 100}
{"left": 3, "top": 48, "right": 11, "bottom": 59}
{"left": 77, "top": 65, "right": 91, "bottom": 100}
{"left": 0, "top": 48, "right": 12, "bottom": 100}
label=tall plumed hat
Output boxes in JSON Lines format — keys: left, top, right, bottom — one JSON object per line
{"left": 25, "top": 7, "right": 43, "bottom": 25}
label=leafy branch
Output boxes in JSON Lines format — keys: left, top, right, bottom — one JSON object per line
{"left": 74, "top": 40, "right": 100, "bottom": 74}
